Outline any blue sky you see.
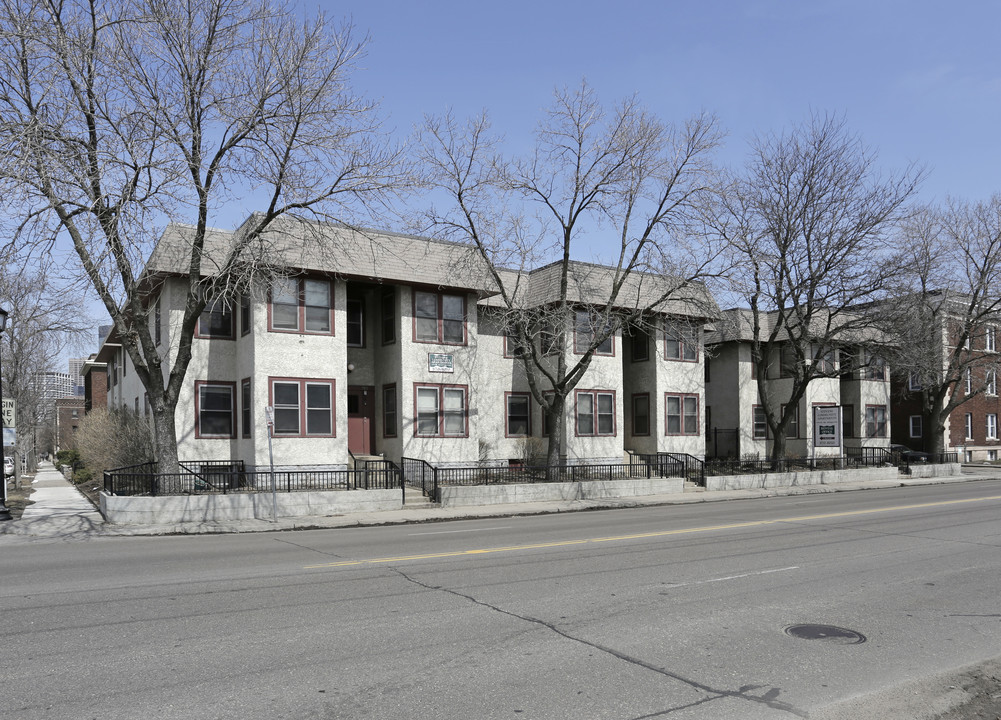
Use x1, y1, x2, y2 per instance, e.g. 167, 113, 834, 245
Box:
320, 0, 999, 205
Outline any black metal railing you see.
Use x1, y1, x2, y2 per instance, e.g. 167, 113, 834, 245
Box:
844, 447, 891, 467
893, 450, 959, 474
402, 457, 439, 501
403, 460, 682, 491
631, 453, 706, 486
104, 461, 402, 497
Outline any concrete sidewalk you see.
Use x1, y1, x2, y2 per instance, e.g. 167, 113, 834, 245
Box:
1, 461, 996, 539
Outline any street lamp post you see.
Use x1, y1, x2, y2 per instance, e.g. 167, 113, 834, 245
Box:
0, 305, 12, 521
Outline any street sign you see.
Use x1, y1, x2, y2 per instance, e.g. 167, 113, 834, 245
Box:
2, 426, 13, 448
1, 398, 14, 429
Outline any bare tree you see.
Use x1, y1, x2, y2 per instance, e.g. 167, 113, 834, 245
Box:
716, 115, 920, 462
883, 198, 1001, 455
418, 82, 727, 469
0, 0, 403, 472
0, 262, 90, 479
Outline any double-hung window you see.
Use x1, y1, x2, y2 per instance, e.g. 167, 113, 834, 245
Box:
865, 405, 887, 438
666, 394, 699, 435
414, 291, 465, 344
383, 385, 397, 437
632, 394, 650, 436
196, 381, 235, 438
241, 379, 252, 438
346, 299, 364, 346
988, 413, 998, 440
988, 370, 997, 396
988, 327, 997, 352
665, 325, 698, 361
506, 393, 531, 437
415, 384, 467, 437
270, 278, 332, 334
576, 390, 615, 436
909, 415, 922, 439
752, 406, 767, 439
782, 404, 800, 439
864, 352, 887, 381
574, 311, 614, 355
965, 412, 974, 439
198, 298, 235, 339
270, 378, 335, 437
629, 325, 650, 362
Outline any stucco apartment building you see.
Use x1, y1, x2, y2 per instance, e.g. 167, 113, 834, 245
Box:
705, 309, 893, 459
96, 218, 715, 471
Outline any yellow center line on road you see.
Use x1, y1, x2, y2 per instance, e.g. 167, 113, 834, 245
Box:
303, 493, 1001, 570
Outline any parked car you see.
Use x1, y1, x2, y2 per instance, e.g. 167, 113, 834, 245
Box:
3, 456, 13, 478
889, 444, 931, 463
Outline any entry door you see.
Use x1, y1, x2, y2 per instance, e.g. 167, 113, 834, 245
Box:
347, 385, 375, 455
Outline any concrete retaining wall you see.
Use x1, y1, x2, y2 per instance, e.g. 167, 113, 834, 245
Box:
100, 489, 402, 525
906, 463, 963, 478
705, 466, 900, 492
438, 477, 684, 508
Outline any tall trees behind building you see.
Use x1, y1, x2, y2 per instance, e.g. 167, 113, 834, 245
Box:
0, 0, 405, 472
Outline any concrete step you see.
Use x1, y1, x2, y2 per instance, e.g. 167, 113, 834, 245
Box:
684, 480, 706, 492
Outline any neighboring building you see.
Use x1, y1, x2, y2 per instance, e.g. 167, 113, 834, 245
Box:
97, 218, 716, 471
705, 309, 892, 459
54, 397, 85, 452
888, 299, 1001, 461
81, 354, 108, 414
68, 357, 86, 396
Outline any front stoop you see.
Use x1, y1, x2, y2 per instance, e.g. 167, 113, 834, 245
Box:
403, 486, 438, 509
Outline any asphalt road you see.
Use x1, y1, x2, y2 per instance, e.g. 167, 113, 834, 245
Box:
3, 480, 1001, 719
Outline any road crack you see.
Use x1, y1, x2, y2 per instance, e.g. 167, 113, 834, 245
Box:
389, 567, 808, 718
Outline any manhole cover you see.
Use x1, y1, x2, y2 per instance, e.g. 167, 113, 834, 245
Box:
784, 624, 866, 644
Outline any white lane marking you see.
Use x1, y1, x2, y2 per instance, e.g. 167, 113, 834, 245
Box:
668, 566, 800, 588
408, 526, 514, 536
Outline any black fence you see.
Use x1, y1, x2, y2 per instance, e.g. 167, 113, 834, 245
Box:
402, 456, 688, 499
631, 453, 705, 486
104, 460, 402, 497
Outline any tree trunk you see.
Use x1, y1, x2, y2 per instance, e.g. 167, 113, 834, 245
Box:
769, 432, 787, 469
545, 394, 567, 481
150, 403, 181, 475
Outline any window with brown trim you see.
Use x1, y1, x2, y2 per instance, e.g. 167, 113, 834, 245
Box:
574, 311, 614, 356
415, 384, 468, 437
241, 378, 252, 438
576, 389, 615, 436
632, 393, 650, 436
197, 298, 235, 339
665, 325, 698, 362
270, 278, 333, 334
414, 291, 466, 345
195, 381, 236, 439
269, 378, 335, 437
665, 394, 699, 435
383, 384, 397, 437
505, 393, 531, 437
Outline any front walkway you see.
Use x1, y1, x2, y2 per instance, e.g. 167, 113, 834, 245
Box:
1, 462, 997, 539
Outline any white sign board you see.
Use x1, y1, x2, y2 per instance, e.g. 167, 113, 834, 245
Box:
2, 426, 13, 448
1, 397, 14, 429
813, 405, 842, 447
428, 353, 454, 373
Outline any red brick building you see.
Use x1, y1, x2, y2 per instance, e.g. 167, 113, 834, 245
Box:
54, 397, 85, 452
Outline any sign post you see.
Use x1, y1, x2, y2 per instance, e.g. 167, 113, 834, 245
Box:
264, 406, 278, 523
